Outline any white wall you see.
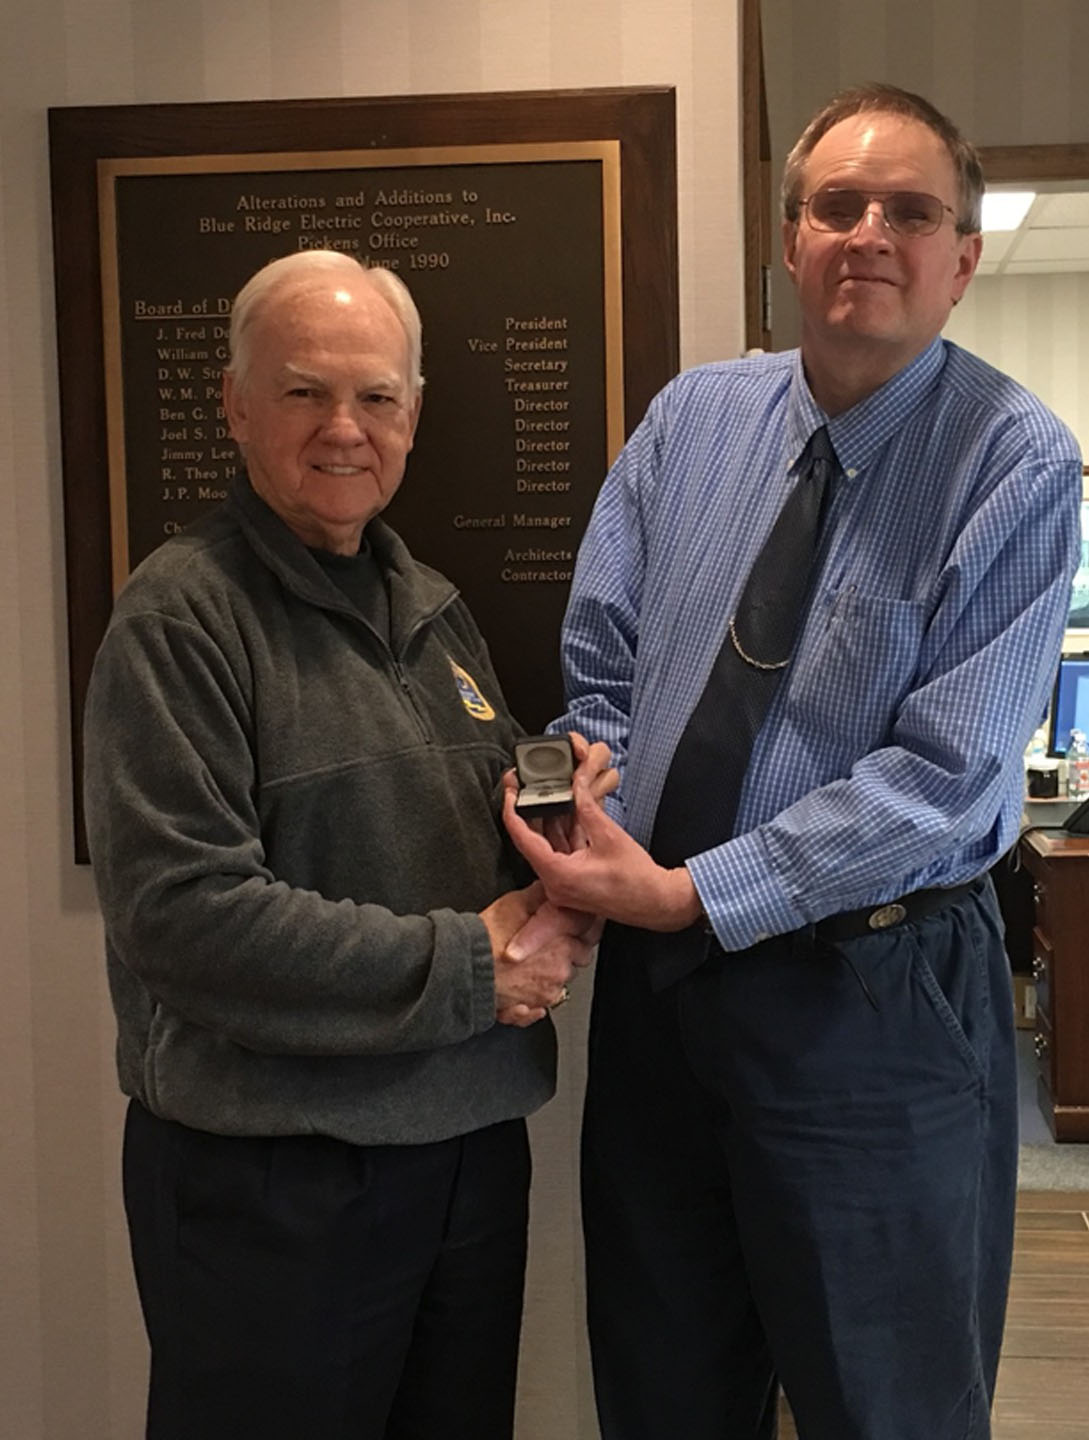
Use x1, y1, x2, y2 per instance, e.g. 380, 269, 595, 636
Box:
944, 272, 1089, 459
0, 4, 742, 1437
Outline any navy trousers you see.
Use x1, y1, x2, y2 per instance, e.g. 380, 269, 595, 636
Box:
123, 1103, 531, 1440
582, 880, 1017, 1440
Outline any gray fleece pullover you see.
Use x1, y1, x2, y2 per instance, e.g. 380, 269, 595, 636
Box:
84, 477, 555, 1144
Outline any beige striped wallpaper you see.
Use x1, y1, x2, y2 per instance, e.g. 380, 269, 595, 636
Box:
6, 3, 1089, 1437
1, 4, 739, 1438
945, 273, 1089, 458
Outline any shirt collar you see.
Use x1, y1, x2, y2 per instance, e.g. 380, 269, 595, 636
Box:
785, 338, 947, 481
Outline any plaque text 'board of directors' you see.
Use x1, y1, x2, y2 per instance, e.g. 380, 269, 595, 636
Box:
50, 90, 679, 859
98, 144, 621, 737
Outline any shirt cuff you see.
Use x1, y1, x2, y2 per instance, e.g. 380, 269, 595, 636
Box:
686, 828, 804, 952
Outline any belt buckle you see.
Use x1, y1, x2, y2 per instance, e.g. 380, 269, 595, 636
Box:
867, 902, 907, 931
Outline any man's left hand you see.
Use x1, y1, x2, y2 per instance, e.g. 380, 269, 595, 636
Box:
503, 771, 703, 936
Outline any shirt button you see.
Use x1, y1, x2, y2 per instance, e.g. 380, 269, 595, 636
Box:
845, 467, 858, 479
753, 931, 770, 943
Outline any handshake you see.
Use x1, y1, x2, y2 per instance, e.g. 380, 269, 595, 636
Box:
484, 881, 602, 1026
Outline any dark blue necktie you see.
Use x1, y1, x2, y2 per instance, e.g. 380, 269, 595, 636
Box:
644, 426, 838, 987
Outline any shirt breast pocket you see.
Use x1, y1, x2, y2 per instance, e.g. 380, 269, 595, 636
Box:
787, 586, 927, 749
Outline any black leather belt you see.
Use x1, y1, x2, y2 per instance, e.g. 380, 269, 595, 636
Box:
813, 880, 981, 943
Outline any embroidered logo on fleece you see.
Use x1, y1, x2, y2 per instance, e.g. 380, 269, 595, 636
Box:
449, 659, 496, 721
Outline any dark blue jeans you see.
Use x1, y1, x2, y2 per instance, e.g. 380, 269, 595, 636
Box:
582, 881, 1016, 1440
123, 1105, 531, 1440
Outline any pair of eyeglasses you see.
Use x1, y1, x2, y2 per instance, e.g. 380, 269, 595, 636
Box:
799, 188, 956, 238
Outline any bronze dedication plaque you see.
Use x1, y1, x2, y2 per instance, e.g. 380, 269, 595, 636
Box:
98, 144, 621, 734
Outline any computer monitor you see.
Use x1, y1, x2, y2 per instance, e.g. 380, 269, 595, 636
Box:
1047, 653, 1089, 756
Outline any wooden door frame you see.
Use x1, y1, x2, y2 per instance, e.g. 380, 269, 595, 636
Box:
741, 0, 772, 350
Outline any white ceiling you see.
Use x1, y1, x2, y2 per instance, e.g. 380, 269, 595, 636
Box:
978, 185, 1089, 276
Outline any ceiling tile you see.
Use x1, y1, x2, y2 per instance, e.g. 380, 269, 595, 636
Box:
1009, 226, 1089, 262
1003, 258, 1089, 274
1030, 193, 1089, 228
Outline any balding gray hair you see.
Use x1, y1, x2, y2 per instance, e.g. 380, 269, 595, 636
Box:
225, 250, 424, 395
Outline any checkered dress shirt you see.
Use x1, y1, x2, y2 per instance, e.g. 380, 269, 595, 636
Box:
554, 339, 1082, 951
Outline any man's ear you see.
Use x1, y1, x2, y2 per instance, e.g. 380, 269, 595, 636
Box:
222, 370, 248, 446
782, 218, 800, 283
951, 231, 983, 305
406, 390, 423, 449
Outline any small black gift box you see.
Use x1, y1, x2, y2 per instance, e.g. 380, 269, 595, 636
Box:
513, 735, 574, 819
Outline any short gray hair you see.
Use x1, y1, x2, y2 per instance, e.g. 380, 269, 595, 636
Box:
226, 250, 424, 394
781, 83, 984, 235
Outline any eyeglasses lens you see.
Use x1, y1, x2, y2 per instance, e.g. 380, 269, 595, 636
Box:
806, 190, 943, 236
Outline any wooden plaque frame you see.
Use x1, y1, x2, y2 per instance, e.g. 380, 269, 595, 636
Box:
49, 88, 679, 861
